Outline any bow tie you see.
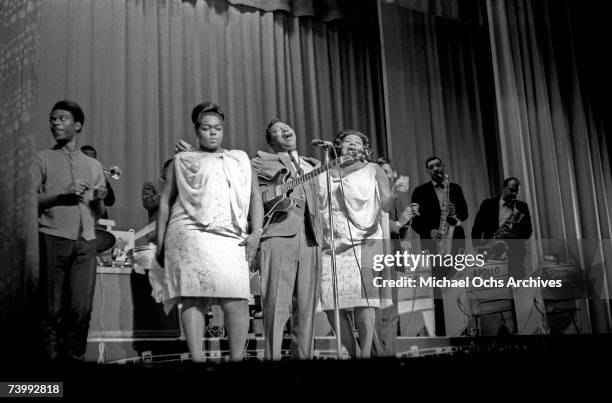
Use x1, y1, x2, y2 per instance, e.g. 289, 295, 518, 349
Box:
434, 183, 444, 189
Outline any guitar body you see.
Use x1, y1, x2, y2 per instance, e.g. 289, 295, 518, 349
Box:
259, 169, 296, 231
257, 154, 360, 233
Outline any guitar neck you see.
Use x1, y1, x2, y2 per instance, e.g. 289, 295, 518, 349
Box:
278, 157, 348, 194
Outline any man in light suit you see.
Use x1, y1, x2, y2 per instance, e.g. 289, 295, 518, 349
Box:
251, 118, 322, 360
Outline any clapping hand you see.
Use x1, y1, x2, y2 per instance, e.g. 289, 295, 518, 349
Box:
62, 179, 90, 203
392, 175, 410, 195
398, 202, 419, 227
65, 179, 90, 196
430, 229, 443, 240
93, 186, 107, 201
174, 139, 193, 153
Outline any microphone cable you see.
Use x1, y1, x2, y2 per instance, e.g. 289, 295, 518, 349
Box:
332, 146, 387, 356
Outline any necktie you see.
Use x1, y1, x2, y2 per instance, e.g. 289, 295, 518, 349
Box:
290, 153, 304, 176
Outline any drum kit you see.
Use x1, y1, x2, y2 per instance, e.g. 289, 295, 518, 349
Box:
94, 165, 159, 272
96, 223, 159, 272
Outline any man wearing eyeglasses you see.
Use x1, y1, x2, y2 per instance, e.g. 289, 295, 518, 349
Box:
410, 156, 468, 336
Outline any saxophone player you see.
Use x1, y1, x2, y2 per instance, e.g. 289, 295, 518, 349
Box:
411, 156, 468, 336
472, 177, 532, 276
411, 156, 469, 254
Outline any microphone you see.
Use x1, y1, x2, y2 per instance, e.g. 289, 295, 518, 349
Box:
311, 139, 334, 148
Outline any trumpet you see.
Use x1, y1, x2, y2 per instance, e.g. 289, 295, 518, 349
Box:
103, 165, 121, 180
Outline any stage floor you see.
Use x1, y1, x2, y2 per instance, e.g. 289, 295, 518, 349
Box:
5, 334, 612, 399
84, 334, 607, 363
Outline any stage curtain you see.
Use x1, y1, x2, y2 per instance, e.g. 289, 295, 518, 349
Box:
487, 0, 612, 331
384, 0, 485, 25
379, 1, 499, 244
34, 0, 385, 232
226, 0, 357, 22
0, 0, 41, 358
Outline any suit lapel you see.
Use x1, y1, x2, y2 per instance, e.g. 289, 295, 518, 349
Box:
277, 152, 295, 176
427, 182, 441, 217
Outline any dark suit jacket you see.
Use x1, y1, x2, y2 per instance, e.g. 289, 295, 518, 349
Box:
142, 180, 162, 223
411, 181, 469, 240
141, 180, 163, 243
471, 197, 532, 245
251, 151, 322, 245
100, 179, 115, 219
389, 192, 411, 239
104, 179, 115, 207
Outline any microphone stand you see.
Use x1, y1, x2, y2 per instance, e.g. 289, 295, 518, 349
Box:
322, 144, 343, 359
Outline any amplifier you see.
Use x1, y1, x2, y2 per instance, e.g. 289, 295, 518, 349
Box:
88, 267, 180, 338
540, 263, 591, 334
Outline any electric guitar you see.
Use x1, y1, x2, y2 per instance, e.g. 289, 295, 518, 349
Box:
260, 154, 363, 232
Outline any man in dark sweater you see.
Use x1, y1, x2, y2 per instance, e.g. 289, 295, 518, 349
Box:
34, 100, 107, 362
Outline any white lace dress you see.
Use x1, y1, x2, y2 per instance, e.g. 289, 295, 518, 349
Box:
155, 150, 252, 303
319, 163, 387, 310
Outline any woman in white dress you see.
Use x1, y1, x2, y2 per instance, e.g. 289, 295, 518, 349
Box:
155, 102, 264, 362
319, 130, 411, 358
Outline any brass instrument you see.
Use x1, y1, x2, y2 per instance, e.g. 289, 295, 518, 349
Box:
103, 165, 121, 180
481, 201, 525, 260
436, 174, 458, 254
492, 201, 524, 240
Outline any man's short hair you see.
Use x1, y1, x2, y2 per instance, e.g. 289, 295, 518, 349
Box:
161, 158, 174, 180
375, 156, 391, 166
51, 100, 84, 128
265, 118, 284, 146
425, 156, 442, 168
80, 145, 96, 154
162, 158, 174, 170
503, 177, 520, 187
191, 102, 224, 127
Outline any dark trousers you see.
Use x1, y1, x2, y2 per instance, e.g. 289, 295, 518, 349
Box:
39, 233, 97, 361
421, 238, 466, 336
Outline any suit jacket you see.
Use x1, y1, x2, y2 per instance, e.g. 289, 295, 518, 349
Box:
142, 180, 163, 223
389, 191, 411, 239
100, 179, 115, 219
142, 180, 163, 243
411, 181, 468, 240
104, 179, 115, 207
471, 197, 532, 245
251, 151, 322, 245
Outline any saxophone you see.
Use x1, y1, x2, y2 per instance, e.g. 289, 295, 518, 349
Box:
436, 174, 457, 254
481, 201, 525, 260
492, 201, 524, 239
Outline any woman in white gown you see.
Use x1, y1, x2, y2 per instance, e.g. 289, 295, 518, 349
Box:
319, 130, 411, 358
155, 102, 263, 362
